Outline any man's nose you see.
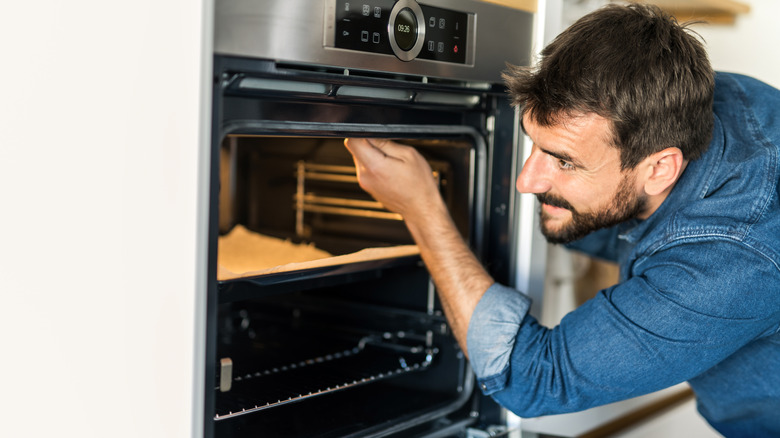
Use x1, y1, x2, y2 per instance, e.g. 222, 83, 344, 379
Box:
516, 146, 552, 194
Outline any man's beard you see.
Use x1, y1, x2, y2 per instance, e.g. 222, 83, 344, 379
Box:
536, 174, 647, 244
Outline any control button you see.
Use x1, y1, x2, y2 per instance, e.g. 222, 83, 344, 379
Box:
429, 16, 436, 27
394, 7, 418, 51
437, 42, 444, 53
362, 4, 370, 16
361, 30, 369, 42
345, 2, 350, 12
439, 18, 446, 29
374, 6, 381, 18
427, 40, 434, 51
373, 32, 380, 43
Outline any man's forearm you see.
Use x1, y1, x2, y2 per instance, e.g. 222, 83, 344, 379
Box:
342, 137, 493, 356
404, 197, 494, 358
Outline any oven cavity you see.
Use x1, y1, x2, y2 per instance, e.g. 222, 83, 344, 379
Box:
217, 135, 472, 281
211, 133, 478, 435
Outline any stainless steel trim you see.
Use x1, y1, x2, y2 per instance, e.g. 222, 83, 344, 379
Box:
323, 0, 338, 49
514, 128, 547, 319
215, 0, 534, 84
387, 0, 426, 62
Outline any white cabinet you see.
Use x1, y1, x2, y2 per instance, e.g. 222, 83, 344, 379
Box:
0, 2, 213, 437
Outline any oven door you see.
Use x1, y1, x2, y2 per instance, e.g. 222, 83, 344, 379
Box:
205, 56, 520, 437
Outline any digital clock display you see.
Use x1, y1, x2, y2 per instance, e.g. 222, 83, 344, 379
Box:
393, 8, 417, 50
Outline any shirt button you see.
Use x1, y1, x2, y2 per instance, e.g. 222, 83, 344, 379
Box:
481, 384, 488, 390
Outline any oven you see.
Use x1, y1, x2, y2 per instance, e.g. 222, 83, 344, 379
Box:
205, 0, 535, 436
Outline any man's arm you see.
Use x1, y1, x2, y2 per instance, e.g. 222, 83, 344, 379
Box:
344, 138, 493, 356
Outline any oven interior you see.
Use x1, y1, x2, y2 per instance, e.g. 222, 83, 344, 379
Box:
212, 135, 484, 436
218, 136, 473, 257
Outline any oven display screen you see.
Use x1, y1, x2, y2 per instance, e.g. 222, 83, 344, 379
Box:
334, 0, 469, 64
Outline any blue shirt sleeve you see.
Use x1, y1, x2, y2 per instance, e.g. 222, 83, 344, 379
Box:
466, 238, 780, 418
466, 283, 532, 393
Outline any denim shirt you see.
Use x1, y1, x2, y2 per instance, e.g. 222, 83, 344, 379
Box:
466, 73, 780, 436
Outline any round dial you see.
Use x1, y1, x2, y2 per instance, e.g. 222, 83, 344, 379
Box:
388, 0, 425, 61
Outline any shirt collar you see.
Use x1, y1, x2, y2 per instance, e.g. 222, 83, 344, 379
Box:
617, 114, 725, 244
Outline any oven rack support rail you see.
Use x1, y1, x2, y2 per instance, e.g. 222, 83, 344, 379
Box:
214, 332, 437, 420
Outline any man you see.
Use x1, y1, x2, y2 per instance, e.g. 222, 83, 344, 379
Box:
344, 4, 780, 437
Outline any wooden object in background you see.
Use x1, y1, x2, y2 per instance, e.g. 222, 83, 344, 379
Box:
628, 0, 751, 25
479, 0, 537, 13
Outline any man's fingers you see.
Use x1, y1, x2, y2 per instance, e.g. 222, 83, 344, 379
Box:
344, 138, 380, 161
365, 138, 405, 160
345, 138, 405, 163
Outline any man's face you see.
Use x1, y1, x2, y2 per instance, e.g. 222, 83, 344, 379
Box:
517, 112, 648, 244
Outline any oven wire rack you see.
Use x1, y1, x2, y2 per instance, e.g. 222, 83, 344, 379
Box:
214, 332, 437, 420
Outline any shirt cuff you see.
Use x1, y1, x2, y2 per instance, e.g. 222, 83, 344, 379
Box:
466, 283, 531, 395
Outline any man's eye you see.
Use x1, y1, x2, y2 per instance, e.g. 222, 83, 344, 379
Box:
558, 159, 574, 170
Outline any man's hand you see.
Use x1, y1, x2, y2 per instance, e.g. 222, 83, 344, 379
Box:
343, 138, 442, 221
344, 138, 494, 357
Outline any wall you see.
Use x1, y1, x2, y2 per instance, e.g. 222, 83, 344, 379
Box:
543, 0, 780, 89
692, 0, 780, 89
0, 1, 212, 437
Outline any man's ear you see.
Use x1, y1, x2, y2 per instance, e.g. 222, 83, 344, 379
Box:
641, 147, 686, 196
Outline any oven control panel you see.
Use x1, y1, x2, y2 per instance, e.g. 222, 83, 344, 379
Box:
334, 0, 469, 64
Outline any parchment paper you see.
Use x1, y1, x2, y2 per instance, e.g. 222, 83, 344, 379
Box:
217, 225, 419, 280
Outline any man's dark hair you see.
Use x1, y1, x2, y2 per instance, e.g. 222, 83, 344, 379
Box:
504, 3, 715, 169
